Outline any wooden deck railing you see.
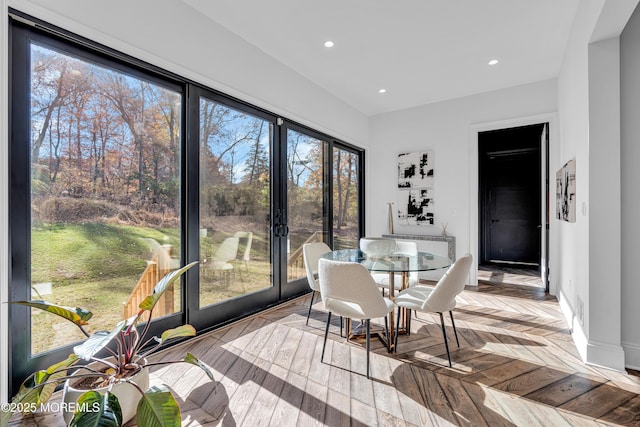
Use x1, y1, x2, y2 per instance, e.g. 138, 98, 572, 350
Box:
123, 255, 174, 321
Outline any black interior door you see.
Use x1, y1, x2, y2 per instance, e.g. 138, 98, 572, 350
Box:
480, 125, 543, 266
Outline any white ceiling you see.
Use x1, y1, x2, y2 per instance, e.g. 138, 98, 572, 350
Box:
183, 0, 580, 116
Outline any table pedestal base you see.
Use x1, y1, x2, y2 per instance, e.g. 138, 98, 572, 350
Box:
345, 312, 409, 353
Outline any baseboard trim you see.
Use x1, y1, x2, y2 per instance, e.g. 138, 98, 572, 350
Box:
557, 291, 626, 372
622, 341, 640, 371
585, 339, 626, 372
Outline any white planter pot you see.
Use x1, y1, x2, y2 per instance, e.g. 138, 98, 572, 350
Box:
62, 358, 149, 425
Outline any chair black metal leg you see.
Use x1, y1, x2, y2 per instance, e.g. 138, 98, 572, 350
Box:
439, 312, 452, 367
322, 312, 332, 363
394, 306, 402, 352
340, 316, 344, 337
449, 311, 459, 347
306, 291, 315, 326
406, 308, 411, 336
366, 319, 371, 379
383, 315, 390, 352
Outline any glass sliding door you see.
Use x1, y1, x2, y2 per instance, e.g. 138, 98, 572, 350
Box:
285, 128, 329, 283
198, 95, 273, 307
332, 146, 361, 249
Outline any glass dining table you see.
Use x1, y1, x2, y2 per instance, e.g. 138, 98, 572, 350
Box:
320, 249, 452, 351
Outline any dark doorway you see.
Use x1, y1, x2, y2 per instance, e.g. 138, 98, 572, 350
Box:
479, 124, 546, 270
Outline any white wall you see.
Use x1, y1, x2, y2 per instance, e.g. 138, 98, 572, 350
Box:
621, 2, 640, 370
587, 37, 625, 370
554, 2, 597, 360
368, 0, 637, 373
368, 79, 557, 283
1, 0, 370, 401
555, 0, 636, 371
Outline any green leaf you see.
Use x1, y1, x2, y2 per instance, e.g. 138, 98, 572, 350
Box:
39, 354, 80, 404
136, 385, 181, 427
138, 262, 198, 313
159, 325, 195, 344
183, 353, 214, 381
12, 300, 92, 326
69, 390, 122, 427
139, 261, 198, 312
74, 320, 126, 361
1, 409, 13, 427
2, 355, 79, 427
12, 354, 79, 407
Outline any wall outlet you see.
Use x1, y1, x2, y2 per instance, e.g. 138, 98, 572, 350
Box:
576, 296, 584, 325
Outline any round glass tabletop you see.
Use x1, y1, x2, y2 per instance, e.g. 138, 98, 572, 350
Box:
320, 249, 451, 273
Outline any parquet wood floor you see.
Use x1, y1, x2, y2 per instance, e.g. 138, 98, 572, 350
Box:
478, 264, 544, 289
10, 279, 640, 426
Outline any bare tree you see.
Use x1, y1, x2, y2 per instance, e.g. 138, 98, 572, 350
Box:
31, 52, 88, 164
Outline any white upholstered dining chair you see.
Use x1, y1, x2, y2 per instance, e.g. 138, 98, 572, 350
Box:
232, 231, 253, 273
393, 253, 473, 367
205, 237, 240, 284
318, 258, 394, 378
371, 240, 420, 293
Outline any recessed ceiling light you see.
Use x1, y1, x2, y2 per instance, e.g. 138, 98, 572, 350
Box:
378, 89, 387, 94
488, 59, 499, 66
324, 41, 335, 48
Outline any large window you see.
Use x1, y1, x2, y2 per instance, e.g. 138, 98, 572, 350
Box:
28, 43, 183, 355
8, 12, 364, 395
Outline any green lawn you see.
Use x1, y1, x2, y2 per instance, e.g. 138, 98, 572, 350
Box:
29, 222, 275, 354
28, 222, 354, 354
30, 223, 180, 353
31, 223, 180, 284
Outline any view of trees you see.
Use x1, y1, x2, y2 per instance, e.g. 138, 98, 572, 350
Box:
333, 147, 359, 249
31, 43, 358, 237
27, 42, 360, 349
199, 99, 271, 223
31, 44, 181, 225
29, 44, 185, 353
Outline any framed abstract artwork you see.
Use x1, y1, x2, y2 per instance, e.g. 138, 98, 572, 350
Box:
397, 151, 435, 225
398, 151, 434, 189
556, 159, 576, 223
397, 188, 435, 226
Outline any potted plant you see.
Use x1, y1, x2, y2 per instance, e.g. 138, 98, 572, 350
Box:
1, 261, 213, 427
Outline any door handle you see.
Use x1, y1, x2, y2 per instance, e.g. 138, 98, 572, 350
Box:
491, 219, 500, 223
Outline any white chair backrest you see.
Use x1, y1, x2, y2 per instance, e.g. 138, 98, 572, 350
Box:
234, 231, 253, 261
318, 258, 390, 315
423, 253, 473, 312
393, 241, 419, 283
394, 240, 418, 256
141, 238, 172, 266
213, 237, 240, 263
303, 242, 332, 291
